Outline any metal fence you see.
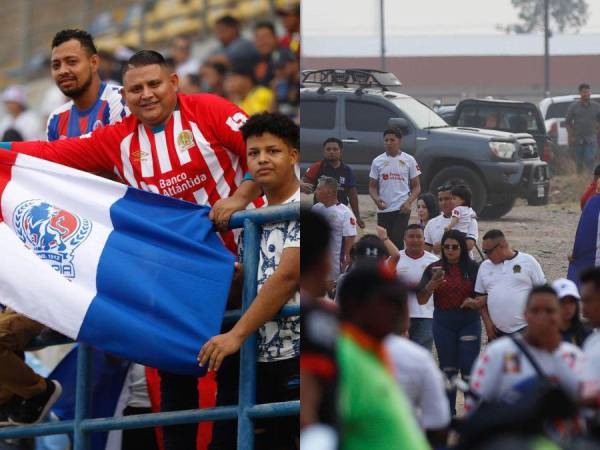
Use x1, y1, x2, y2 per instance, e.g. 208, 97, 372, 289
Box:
0, 202, 300, 450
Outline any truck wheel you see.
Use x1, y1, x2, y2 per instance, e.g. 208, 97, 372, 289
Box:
479, 199, 516, 219
428, 166, 487, 214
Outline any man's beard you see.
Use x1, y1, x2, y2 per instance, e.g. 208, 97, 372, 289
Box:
58, 72, 93, 99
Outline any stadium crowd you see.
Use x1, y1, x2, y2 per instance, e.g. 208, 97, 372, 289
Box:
302, 128, 600, 449
0, 4, 300, 450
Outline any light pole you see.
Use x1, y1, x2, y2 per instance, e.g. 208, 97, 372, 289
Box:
544, 0, 550, 97
380, 0, 386, 71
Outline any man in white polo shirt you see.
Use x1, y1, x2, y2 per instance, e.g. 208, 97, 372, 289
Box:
475, 229, 546, 340
396, 224, 439, 352
369, 128, 421, 250
424, 184, 478, 256
312, 176, 357, 285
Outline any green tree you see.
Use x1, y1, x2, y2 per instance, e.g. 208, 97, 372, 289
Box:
502, 0, 589, 33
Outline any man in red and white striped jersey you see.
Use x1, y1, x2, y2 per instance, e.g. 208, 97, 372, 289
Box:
3, 49, 263, 450
7, 49, 263, 250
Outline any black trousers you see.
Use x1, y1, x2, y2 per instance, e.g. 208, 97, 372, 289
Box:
377, 210, 411, 250
209, 354, 300, 450
121, 406, 160, 450
158, 371, 199, 450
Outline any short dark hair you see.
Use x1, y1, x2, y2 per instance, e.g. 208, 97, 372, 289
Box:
483, 229, 505, 241
240, 112, 299, 149
437, 184, 453, 193
593, 164, 600, 177
526, 284, 558, 309
205, 61, 227, 77
383, 128, 402, 139
338, 261, 406, 318
215, 15, 240, 28
51, 29, 97, 55
405, 223, 423, 232
323, 137, 343, 149
451, 185, 472, 207
255, 21, 276, 35
301, 207, 331, 273
580, 267, 600, 291
123, 50, 170, 76
579, 83, 591, 92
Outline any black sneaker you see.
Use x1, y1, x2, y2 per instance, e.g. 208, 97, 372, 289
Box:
9, 380, 62, 425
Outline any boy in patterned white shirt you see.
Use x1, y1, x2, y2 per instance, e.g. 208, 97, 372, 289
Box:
445, 185, 477, 235
199, 112, 300, 449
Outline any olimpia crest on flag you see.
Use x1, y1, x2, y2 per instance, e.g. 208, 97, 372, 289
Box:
13, 199, 92, 279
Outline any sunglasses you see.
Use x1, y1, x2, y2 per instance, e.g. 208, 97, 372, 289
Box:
483, 243, 501, 255
443, 244, 460, 251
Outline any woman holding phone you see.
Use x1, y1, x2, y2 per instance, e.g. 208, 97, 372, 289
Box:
416, 230, 480, 416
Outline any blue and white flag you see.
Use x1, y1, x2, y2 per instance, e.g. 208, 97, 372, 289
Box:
0, 151, 234, 375
568, 194, 600, 287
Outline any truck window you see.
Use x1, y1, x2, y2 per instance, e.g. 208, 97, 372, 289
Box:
345, 101, 396, 132
301, 99, 336, 129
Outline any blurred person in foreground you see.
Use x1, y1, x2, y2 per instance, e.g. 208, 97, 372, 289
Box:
0, 85, 44, 141
300, 208, 338, 450
578, 268, 600, 439
551, 278, 592, 347
336, 261, 430, 450
199, 113, 300, 450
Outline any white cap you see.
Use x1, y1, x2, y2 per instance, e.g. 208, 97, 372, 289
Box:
1, 85, 27, 106
551, 278, 580, 301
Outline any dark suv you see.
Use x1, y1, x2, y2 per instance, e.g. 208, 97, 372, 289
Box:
300, 69, 550, 218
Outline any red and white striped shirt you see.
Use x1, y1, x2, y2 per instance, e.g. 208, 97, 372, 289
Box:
12, 93, 261, 250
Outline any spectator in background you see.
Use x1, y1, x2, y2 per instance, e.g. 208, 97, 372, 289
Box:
254, 21, 293, 87
566, 83, 600, 174
302, 137, 364, 228
476, 229, 546, 341
169, 36, 199, 79
97, 49, 121, 85
416, 230, 480, 416
199, 61, 226, 97
275, 3, 300, 57
369, 128, 421, 250
416, 192, 439, 229
178, 73, 202, 94
397, 224, 438, 352
0, 85, 44, 141
552, 278, 592, 347
336, 262, 430, 450
312, 177, 357, 289
270, 48, 299, 120
580, 163, 600, 210
210, 15, 259, 72
224, 65, 274, 115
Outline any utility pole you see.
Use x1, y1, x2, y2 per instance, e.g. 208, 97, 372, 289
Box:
380, 0, 386, 71
544, 0, 550, 97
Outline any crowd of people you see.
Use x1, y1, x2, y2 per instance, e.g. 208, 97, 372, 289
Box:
0, 6, 301, 449
302, 126, 600, 449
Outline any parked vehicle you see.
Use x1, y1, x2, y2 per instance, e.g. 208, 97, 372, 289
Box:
300, 69, 550, 219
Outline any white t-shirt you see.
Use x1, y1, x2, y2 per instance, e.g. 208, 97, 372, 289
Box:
475, 251, 546, 333
466, 337, 582, 414
312, 202, 357, 280
369, 152, 420, 213
384, 334, 451, 430
424, 214, 478, 252
240, 189, 300, 362
396, 250, 439, 319
451, 206, 477, 235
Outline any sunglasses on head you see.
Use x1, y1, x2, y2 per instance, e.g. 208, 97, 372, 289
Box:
443, 244, 460, 251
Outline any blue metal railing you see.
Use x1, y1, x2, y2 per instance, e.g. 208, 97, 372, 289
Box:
0, 203, 300, 450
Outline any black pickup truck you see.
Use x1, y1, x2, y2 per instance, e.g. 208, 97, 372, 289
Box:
300, 69, 550, 218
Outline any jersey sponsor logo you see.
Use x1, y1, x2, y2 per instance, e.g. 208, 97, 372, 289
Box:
502, 352, 521, 373
176, 130, 195, 152
350, 217, 356, 226
131, 149, 150, 162
225, 112, 247, 132
513, 264, 522, 274
158, 171, 208, 197
381, 172, 404, 182
13, 200, 92, 279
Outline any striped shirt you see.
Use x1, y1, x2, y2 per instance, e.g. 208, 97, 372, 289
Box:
46, 82, 128, 141
13, 93, 261, 250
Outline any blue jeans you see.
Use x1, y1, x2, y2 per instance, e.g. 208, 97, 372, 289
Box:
409, 318, 433, 352
575, 140, 598, 174
433, 308, 481, 416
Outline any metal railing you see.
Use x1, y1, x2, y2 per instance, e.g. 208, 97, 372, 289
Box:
0, 202, 300, 450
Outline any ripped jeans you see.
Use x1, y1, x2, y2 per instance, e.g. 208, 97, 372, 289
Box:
433, 308, 481, 415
